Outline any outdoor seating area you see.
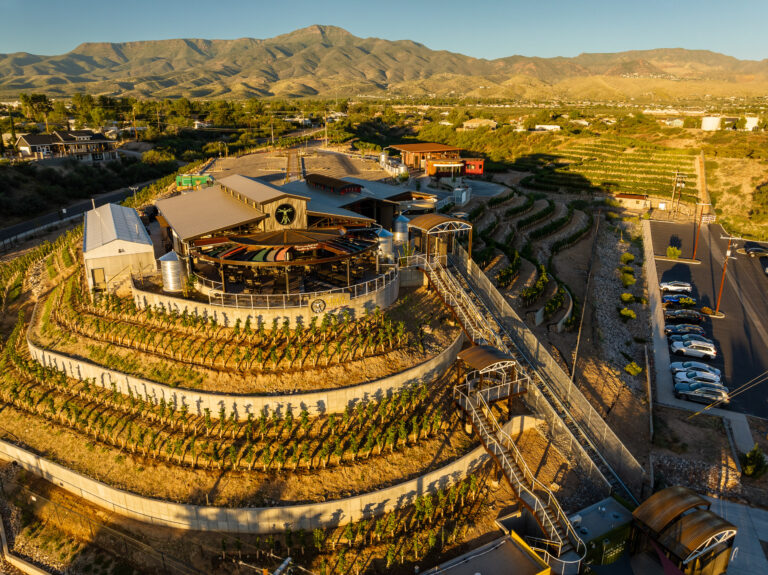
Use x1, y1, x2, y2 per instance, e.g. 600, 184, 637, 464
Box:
189, 229, 381, 296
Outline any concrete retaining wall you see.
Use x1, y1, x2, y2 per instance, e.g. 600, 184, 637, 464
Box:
28, 332, 464, 418
0, 415, 541, 533
131, 272, 400, 328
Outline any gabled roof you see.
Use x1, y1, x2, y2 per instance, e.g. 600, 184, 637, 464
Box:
156, 186, 266, 242
218, 174, 307, 205
83, 203, 152, 253
16, 133, 57, 146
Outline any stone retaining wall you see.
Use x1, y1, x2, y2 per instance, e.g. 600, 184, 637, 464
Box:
131, 271, 400, 328
27, 332, 464, 418
0, 415, 542, 534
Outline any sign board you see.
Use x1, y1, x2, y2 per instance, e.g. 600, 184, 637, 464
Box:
309, 292, 351, 314
658, 202, 667, 211
701, 214, 717, 224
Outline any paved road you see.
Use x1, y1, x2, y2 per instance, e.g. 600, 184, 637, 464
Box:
649, 221, 768, 418
0, 181, 154, 243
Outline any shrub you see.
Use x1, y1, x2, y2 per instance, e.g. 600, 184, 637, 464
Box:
741, 444, 768, 479
621, 272, 636, 288
701, 306, 714, 315
625, 362, 643, 376
619, 265, 634, 274
620, 293, 635, 304
679, 297, 696, 308
666, 245, 682, 259
620, 252, 635, 265
620, 307, 636, 321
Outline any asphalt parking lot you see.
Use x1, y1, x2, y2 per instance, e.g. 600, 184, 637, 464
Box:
649, 221, 768, 418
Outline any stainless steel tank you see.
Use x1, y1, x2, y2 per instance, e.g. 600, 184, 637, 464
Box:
392, 214, 409, 244
376, 227, 394, 262
159, 251, 185, 293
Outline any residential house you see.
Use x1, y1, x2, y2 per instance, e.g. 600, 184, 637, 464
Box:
16, 129, 119, 161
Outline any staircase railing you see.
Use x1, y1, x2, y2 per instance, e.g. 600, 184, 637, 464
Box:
476, 392, 585, 560
453, 386, 565, 555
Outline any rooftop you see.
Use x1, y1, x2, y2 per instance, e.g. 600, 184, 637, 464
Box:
427, 535, 549, 575
83, 203, 152, 253
388, 142, 462, 153
156, 186, 266, 241
218, 174, 303, 205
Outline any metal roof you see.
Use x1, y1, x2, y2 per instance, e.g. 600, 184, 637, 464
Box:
633, 486, 709, 535
83, 203, 152, 253
458, 345, 516, 372
407, 213, 472, 234
217, 174, 304, 205
306, 173, 362, 194
388, 143, 462, 153
658, 509, 737, 562
156, 186, 266, 242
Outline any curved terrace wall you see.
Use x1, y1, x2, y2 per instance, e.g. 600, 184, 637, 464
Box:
27, 332, 464, 418
131, 270, 400, 328
0, 416, 541, 534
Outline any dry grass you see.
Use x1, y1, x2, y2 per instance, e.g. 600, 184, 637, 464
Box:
0, 400, 477, 507
706, 157, 768, 241
32, 286, 460, 394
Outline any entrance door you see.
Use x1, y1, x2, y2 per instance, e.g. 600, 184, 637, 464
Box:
92, 268, 106, 290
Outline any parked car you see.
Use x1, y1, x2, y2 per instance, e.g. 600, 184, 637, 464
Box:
745, 245, 768, 258
670, 340, 717, 359
674, 371, 723, 386
662, 294, 697, 306
669, 361, 721, 377
664, 324, 705, 336
674, 383, 730, 405
669, 333, 714, 346
664, 309, 704, 324
660, 281, 692, 293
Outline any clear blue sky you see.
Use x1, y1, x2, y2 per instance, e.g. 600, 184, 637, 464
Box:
3, 0, 766, 60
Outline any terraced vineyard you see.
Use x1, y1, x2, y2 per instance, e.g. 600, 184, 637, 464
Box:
521, 138, 700, 203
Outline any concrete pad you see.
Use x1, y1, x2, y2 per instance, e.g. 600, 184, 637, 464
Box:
705, 498, 768, 575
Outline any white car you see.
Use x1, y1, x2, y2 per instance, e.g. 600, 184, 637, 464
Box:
669, 361, 721, 377
670, 340, 717, 359
674, 371, 723, 386
660, 281, 692, 293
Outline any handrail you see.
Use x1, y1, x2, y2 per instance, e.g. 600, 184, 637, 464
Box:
188, 266, 398, 310
453, 386, 564, 555
473, 391, 585, 562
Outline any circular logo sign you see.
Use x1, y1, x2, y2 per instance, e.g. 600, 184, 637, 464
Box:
275, 203, 296, 226
311, 299, 326, 314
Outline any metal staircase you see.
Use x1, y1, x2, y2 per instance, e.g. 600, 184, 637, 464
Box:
454, 384, 585, 573
446, 257, 639, 506
403, 253, 585, 573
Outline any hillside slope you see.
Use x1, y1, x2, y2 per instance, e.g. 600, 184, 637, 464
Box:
1, 25, 767, 99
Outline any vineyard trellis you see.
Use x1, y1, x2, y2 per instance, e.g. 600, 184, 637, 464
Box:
4, 313, 453, 475
39, 273, 412, 376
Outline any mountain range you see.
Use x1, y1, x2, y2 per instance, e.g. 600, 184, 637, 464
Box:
1, 25, 766, 100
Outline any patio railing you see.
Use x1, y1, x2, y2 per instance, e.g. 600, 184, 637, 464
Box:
206, 266, 398, 310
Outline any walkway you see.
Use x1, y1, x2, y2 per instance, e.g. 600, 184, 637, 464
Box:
706, 498, 768, 575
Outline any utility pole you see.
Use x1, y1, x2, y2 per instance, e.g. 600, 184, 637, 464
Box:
671, 171, 685, 219
715, 234, 741, 315
324, 108, 328, 149
692, 202, 712, 261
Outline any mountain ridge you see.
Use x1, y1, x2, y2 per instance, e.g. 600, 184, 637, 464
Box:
0, 25, 766, 99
